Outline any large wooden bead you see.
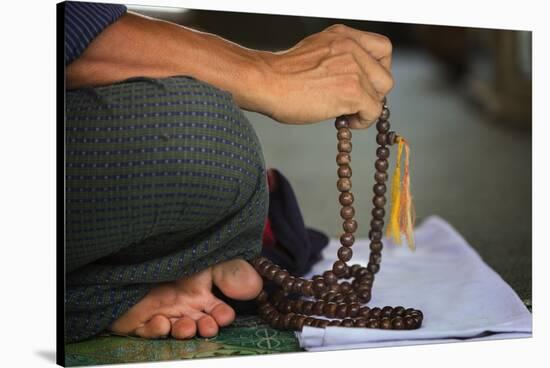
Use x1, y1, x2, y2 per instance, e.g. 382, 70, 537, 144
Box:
380, 107, 390, 121
338, 165, 352, 178
376, 133, 387, 146
339, 192, 354, 206
342, 319, 354, 327
376, 147, 390, 159
382, 306, 393, 317
312, 301, 325, 315
343, 219, 358, 233
302, 301, 314, 315
369, 231, 382, 242
340, 206, 355, 219
266, 265, 279, 280
367, 263, 380, 274
339, 281, 352, 294
370, 253, 382, 265
358, 290, 371, 303
293, 315, 306, 331
363, 271, 376, 282
313, 278, 326, 293
317, 319, 329, 328
343, 266, 351, 279
337, 178, 352, 192
301, 280, 314, 296
373, 183, 386, 196
359, 307, 371, 318
367, 319, 380, 328
336, 303, 348, 318
348, 303, 361, 317
270, 314, 281, 327
376, 119, 390, 133
357, 281, 372, 292
328, 320, 341, 326
280, 300, 293, 313
337, 128, 352, 140
295, 315, 306, 330
252, 256, 269, 269
355, 318, 367, 328
337, 246, 352, 262
408, 317, 419, 329
293, 299, 304, 313
380, 317, 392, 329
274, 270, 289, 284
375, 159, 389, 172
323, 270, 338, 285
392, 306, 406, 317
374, 171, 388, 183
282, 313, 295, 329
340, 232, 355, 246
259, 303, 273, 316
370, 218, 384, 231
332, 260, 348, 276
258, 260, 272, 275
373, 195, 386, 208
289, 315, 300, 329
335, 117, 349, 129
392, 316, 405, 330
370, 241, 383, 252
344, 293, 358, 304
371, 207, 385, 219
324, 302, 338, 318
370, 307, 382, 319
292, 278, 305, 294
336, 152, 351, 165
338, 140, 352, 153
356, 267, 369, 279
350, 264, 361, 276
282, 277, 295, 292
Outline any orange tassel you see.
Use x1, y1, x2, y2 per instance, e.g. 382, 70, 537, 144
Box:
385, 136, 416, 250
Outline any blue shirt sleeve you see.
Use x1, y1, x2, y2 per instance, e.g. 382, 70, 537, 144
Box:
64, 1, 127, 65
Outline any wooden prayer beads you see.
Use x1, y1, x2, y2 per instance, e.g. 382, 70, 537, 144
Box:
251, 101, 423, 331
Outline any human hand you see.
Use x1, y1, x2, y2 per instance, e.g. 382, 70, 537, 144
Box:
258, 24, 393, 129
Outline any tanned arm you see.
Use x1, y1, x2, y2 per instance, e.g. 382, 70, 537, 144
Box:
67, 12, 394, 128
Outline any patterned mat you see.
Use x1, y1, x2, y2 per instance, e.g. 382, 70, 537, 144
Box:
65, 315, 304, 366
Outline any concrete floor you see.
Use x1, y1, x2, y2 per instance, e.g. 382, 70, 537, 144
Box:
245, 49, 532, 304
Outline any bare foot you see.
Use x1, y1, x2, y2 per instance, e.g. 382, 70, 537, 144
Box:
107, 258, 263, 339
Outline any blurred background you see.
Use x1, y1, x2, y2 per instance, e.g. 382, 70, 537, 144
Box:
128, 5, 532, 307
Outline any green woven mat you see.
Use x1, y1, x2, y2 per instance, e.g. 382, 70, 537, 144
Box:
65, 315, 304, 366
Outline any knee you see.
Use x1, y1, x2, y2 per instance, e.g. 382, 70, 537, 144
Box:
158, 76, 267, 210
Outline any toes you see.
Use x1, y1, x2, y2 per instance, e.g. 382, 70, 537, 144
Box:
212, 259, 263, 300
170, 316, 197, 339
197, 315, 219, 338
207, 302, 236, 327
134, 315, 171, 339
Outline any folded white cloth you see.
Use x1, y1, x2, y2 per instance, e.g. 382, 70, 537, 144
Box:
297, 215, 532, 351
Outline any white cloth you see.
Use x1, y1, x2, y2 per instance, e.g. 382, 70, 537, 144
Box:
296, 216, 532, 351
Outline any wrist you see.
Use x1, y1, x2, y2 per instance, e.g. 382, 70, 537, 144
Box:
232, 50, 281, 119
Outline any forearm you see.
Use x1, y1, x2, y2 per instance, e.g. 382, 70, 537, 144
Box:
66, 11, 274, 113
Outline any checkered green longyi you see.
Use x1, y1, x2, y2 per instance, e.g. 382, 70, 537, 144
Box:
65, 76, 268, 343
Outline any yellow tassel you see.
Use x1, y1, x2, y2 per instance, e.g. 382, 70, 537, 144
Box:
386, 138, 404, 244
385, 137, 416, 250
